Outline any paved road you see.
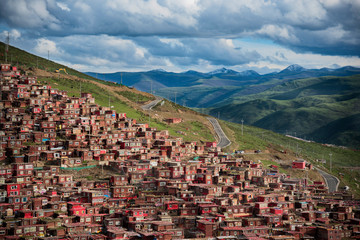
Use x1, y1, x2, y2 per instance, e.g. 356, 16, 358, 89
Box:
141, 96, 163, 110
207, 117, 231, 148
316, 167, 339, 193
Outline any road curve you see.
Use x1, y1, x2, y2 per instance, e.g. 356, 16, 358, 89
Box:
316, 167, 340, 193
207, 117, 231, 148
141, 96, 163, 111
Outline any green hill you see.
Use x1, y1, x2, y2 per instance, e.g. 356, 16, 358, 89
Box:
210, 75, 360, 148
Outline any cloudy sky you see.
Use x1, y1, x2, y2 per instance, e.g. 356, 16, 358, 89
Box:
0, 0, 360, 73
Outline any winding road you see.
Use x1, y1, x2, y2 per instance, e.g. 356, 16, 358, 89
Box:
141, 96, 163, 110
316, 167, 340, 193
141, 99, 231, 148
207, 117, 231, 148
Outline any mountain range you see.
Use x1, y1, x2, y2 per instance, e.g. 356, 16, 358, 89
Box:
86, 64, 360, 107
86, 65, 360, 148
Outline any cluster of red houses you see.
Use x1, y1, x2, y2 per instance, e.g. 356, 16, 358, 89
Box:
0, 63, 359, 240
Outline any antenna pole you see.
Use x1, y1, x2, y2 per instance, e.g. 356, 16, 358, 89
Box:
5, 31, 9, 63
241, 119, 244, 136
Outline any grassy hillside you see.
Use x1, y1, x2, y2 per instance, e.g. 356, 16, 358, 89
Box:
210, 75, 360, 148
0, 42, 217, 142
222, 121, 360, 197
36, 74, 215, 143
0, 42, 94, 80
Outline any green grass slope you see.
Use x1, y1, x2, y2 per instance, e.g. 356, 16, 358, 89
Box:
0, 42, 215, 143
0, 42, 94, 80
223, 121, 360, 197
210, 75, 360, 148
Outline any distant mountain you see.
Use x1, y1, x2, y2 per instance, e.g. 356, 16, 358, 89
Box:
85, 65, 360, 148
209, 75, 360, 148
148, 68, 167, 73
207, 67, 238, 75
237, 70, 260, 77
279, 64, 306, 73
85, 64, 360, 108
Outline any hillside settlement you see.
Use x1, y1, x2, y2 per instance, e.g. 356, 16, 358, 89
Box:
0, 63, 359, 240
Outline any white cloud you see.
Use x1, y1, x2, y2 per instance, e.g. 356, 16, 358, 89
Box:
56, 2, 70, 11
0, 29, 21, 40
0, 0, 60, 29
234, 38, 360, 72
34, 38, 62, 57
256, 25, 299, 43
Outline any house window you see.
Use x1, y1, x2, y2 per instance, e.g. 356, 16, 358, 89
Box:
10, 185, 17, 190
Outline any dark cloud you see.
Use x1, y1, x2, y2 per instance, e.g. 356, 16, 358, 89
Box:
0, 0, 359, 71
133, 37, 261, 66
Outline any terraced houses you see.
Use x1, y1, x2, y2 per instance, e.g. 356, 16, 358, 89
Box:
0, 63, 359, 240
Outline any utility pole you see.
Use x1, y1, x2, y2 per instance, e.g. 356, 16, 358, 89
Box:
241, 119, 244, 136
48, 50, 49, 60
108, 95, 111, 108
296, 143, 299, 156
174, 92, 177, 104
121, 73, 123, 85
5, 31, 9, 63
329, 153, 333, 172
79, 82, 82, 97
